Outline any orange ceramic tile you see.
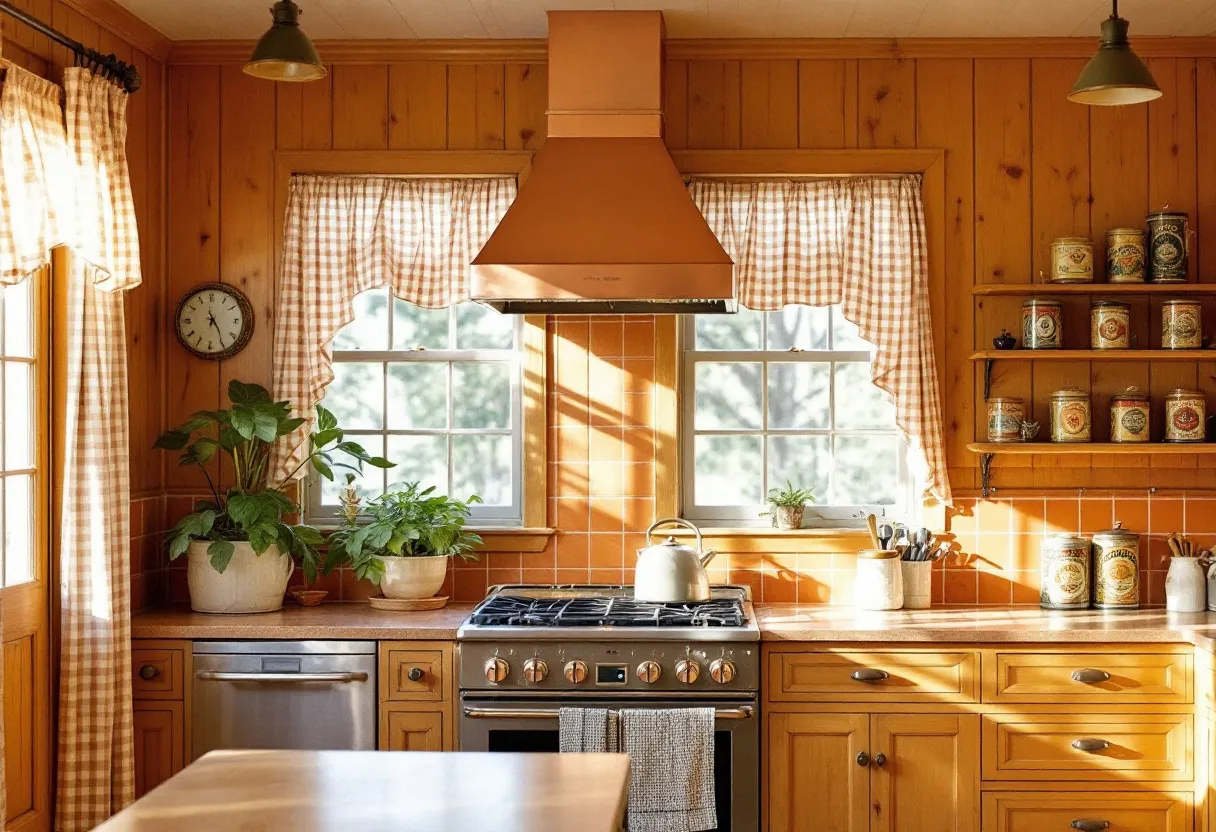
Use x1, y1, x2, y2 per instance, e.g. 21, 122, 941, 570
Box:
1011, 571, 1040, 604
589, 498, 625, 532
1145, 570, 1166, 606
828, 573, 854, 606
973, 535, 1013, 571
130, 573, 147, 611
1149, 498, 1185, 536
1185, 499, 1216, 533
1010, 534, 1042, 571
622, 320, 655, 358
167, 496, 196, 527
762, 573, 797, 604
976, 500, 1014, 533
623, 498, 656, 533
977, 569, 1013, 604
341, 569, 381, 603
624, 391, 654, 428
944, 499, 979, 535
555, 342, 590, 397
622, 358, 655, 393
621, 463, 655, 497
129, 500, 145, 541
437, 571, 455, 599
1113, 497, 1150, 533
588, 360, 625, 428
589, 320, 624, 358
797, 575, 833, 604
943, 570, 978, 604
521, 568, 556, 584
589, 427, 625, 462
143, 536, 165, 573
1009, 499, 1045, 535
729, 568, 762, 600
554, 392, 589, 426
556, 498, 589, 530
1044, 498, 1080, 534
555, 462, 589, 497
555, 319, 590, 351
556, 533, 590, 568
624, 534, 647, 561
588, 462, 624, 497
556, 568, 591, 585
1080, 498, 1114, 533
589, 533, 624, 568
487, 567, 522, 587
622, 427, 656, 463
1146, 536, 1173, 570
591, 568, 624, 585
554, 426, 590, 463
931, 572, 945, 605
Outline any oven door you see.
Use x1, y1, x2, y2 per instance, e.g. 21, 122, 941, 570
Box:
460, 697, 758, 832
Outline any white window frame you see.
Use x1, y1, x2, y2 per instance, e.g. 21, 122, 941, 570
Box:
680, 309, 914, 528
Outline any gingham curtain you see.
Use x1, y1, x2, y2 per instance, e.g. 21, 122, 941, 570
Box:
689, 176, 952, 506
270, 175, 516, 484
55, 68, 141, 831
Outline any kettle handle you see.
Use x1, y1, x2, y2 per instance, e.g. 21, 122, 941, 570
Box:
645, 518, 703, 550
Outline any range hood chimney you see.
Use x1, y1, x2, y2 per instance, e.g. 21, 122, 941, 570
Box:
470, 11, 736, 315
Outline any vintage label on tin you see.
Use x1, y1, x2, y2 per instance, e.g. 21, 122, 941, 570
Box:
1111, 404, 1149, 442
1051, 239, 1094, 283
1091, 306, 1130, 349
1149, 215, 1189, 282
1053, 399, 1092, 442
1040, 543, 1090, 608
1106, 231, 1147, 283
987, 399, 1025, 443
1023, 304, 1062, 349
1094, 547, 1140, 607
1162, 303, 1201, 349
1166, 396, 1205, 442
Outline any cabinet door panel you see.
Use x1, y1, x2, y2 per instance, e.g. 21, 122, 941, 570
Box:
134, 702, 184, 798
767, 713, 869, 832
382, 710, 445, 752
872, 713, 979, 832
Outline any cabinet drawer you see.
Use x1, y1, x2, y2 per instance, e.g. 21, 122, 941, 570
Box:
981, 713, 1193, 782
132, 646, 185, 700
983, 650, 1192, 704
380, 643, 451, 703
767, 650, 979, 703
981, 792, 1191, 832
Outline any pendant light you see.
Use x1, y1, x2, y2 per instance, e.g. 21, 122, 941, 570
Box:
1068, 0, 1161, 106
244, 1, 326, 83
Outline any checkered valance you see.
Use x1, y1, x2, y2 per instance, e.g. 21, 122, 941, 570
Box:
689, 176, 952, 506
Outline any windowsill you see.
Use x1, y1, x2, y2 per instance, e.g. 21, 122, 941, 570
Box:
665, 526, 871, 554
307, 525, 556, 553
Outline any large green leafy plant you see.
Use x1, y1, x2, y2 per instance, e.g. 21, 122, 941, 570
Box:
155, 380, 392, 579
328, 481, 482, 584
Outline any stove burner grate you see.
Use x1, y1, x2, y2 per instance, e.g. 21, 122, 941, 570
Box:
467, 595, 746, 628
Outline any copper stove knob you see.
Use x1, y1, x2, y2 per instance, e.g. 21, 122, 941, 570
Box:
564, 660, 588, 684
522, 658, 548, 684
709, 659, 736, 685
484, 657, 510, 684
675, 659, 700, 685
636, 660, 661, 684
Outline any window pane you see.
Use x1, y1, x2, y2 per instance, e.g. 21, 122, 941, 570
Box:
694, 435, 762, 505
393, 300, 449, 350
332, 287, 388, 351
833, 362, 895, 429
766, 306, 828, 351
831, 306, 872, 352
326, 362, 384, 430
4, 277, 32, 358
767, 362, 829, 429
455, 302, 514, 350
694, 362, 762, 429
320, 434, 385, 506
5, 362, 32, 470
452, 363, 511, 429
834, 436, 901, 505
386, 363, 447, 429
452, 434, 512, 505
5, 474, 30, 585
767, 435, 830, 503
387, 434, 448, 497
695, 307, 763, 350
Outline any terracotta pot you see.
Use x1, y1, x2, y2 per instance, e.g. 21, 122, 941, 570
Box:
771, 505, 805, 530
380, 555, 449, 600
187, 541, 293, 614
291, 588, 329, 607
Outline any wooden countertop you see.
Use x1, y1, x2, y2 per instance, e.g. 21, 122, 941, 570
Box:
131, 603, 474, 640
95, 750, 630, 832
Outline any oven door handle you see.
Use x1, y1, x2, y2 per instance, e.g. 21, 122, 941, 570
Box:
462, 705, 755, 720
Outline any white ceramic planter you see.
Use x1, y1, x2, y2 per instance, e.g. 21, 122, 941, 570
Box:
187, 541, 293, 614
380, 555, 449, 600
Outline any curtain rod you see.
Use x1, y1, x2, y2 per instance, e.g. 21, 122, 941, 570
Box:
0, 1, 140, 93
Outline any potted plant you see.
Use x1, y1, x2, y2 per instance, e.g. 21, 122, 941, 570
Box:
762, 481, 816, 530
328, 481, 482, 600
155, 380, 392, 614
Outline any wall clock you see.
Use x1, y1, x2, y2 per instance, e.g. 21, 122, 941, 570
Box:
174, 282, 255, 360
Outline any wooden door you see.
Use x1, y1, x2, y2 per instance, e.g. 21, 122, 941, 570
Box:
133, 704, 185, 798
766, 713, 869, 832
382, 711, 445, 751
3, 267, 52, 831
871, 713, 980, 832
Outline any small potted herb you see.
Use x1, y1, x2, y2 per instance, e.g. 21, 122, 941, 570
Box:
328, 481, 482, 600
762, 481, 816, 530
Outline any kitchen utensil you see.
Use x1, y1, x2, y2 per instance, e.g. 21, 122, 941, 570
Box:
633, 518, 716, 603
878, 523, 894, 549
867, 514, 881, 549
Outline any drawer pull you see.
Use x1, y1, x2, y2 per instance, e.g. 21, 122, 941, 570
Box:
1071, 737, 1111, 753
855, 751, 870, 767
407, 667, 425, 682
138, 664, 158, 681
1070, 821, 1110, 832
850, 669, 889, 683
1071, 668, 1111, 684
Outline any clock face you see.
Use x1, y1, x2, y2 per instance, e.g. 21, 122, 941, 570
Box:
175, 283, 254, 360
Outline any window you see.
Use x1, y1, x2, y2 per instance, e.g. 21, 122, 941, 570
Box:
309, 287, 523, 526
0, 273, 42, 586
682, 305, 912, 527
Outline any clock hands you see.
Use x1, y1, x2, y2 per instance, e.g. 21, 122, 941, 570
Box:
207, 311, 225, 348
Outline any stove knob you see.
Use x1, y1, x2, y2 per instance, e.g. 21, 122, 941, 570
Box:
523, 658, 548, 684
484, 657, 510, 684
564, 660, 588, 684
636, 660, 661, 684
709, 659, 736, 685
675, 659, 700, 685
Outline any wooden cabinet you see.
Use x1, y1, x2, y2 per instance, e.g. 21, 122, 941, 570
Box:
382, 710, 445, 751
981, 792, 1192, 832
766, 712, 978, 832
133, 702, 184, 797
982, 648, 1193, 705
378, 641, 455, 751
768, 649, 980, 704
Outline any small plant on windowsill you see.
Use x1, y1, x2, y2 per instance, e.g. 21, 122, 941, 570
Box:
761, 481, 816, 530
155, 380, 393, 614
327, 480, 482, 602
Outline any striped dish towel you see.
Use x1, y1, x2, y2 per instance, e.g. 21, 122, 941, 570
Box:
558, 708, 620, 753
620, 708, 717, 832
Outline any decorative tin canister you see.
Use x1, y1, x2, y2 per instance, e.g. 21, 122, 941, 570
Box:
1050, 388, 1092, 443
1022, 299, 1063, 350
1092, 522, 1140, 610
988, 397, 1026, 443
1050, 237, 1094, 283
1106, 228, 1147, 283
1110, 387, 1150, 443
1147, 211, 1190, 283
1040, 534, 1091, 610
1161, 299, 1202, 349
1164, 388, 1206, 443
1090, 300, 1131, 349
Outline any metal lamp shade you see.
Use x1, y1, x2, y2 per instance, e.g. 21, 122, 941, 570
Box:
243, 1, 326, 82
1068, 16, 1161, 106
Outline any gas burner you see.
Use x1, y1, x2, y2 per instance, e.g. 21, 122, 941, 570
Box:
467, 595, 746, 628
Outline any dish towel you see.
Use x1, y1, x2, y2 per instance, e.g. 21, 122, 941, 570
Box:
558, 707, 620, 753
620, 708, 717, 832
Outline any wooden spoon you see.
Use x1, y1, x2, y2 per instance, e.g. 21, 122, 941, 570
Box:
866, 514, 881, 549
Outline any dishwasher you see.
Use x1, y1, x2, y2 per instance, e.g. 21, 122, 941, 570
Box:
192, 641, 376, 760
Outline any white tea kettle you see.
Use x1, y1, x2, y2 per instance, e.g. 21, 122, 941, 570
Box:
634, 518, 717, 603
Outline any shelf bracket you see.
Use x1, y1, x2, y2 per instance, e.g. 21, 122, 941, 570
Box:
983, 358, 993, 401
980, 453, 994, 498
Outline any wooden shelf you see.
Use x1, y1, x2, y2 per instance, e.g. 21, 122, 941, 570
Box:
968, 442, 1216, 455
972, 283, 1216, 296
970, 350, 1215, 361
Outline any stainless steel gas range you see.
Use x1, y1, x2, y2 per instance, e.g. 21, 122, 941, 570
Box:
457, 584, 760, 832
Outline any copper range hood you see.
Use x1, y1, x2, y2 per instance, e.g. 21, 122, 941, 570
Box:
470, 11, 735, 315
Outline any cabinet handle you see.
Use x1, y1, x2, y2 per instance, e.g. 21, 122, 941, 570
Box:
856, 751, 870, 767
1071, 738, 1111, 753
408, 667, 424, 682
873, 752, 887, 767
138, 664, 158, 681
850, 669, 889, 683
1070, 821, 1110, 832
1071, 668, 1111, 684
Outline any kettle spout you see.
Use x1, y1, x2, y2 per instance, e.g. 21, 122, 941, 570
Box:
700, 550, 717, 567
